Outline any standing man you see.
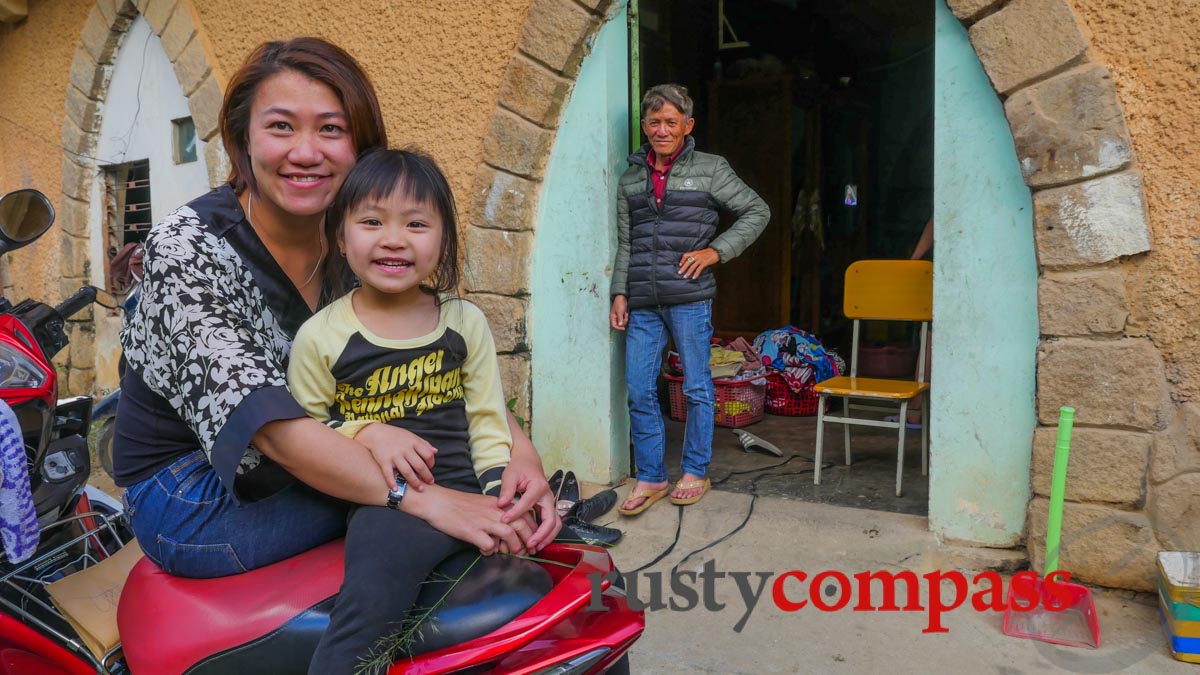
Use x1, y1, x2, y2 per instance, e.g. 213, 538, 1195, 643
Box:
611, 84, 769, 515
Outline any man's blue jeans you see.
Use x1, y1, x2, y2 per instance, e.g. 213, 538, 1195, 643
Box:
626, 299, 714, 483
123, 450, 348, 578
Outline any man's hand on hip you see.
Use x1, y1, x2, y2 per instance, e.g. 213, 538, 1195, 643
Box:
610, 295, 629, 331
679, 247, 720, 279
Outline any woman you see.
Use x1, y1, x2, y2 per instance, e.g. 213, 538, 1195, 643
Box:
112, 38, 560, 672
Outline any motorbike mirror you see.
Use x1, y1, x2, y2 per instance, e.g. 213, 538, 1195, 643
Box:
0, 189, 55, 252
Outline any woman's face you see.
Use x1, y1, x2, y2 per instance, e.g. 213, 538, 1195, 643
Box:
246, 70, 358, 220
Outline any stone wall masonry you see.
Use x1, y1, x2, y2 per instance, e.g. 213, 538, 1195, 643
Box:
499, 55, 572, 128
1032, 172, 1150, 268
1149, 402, 1200, 485
1038, 268, 1129, 336
1037, 338, 1171, 430
471, 165, 539, 232
204, 137, 229, 188
1149, 472, 1200, 552
159, 1, 195, 61
142, 0, 176, 35
498, 353, 531, 424
1006, 64, 1133, 189
969, 0, 1088, 96
1031, 426, 1148, 506
189, 74, 222, 141
481, 110, 555, 180
946, 0, 1004, 24
172, 27, 210, 95
463, 227, 534, 296
518, 0, 597, 75
465, 292, 528, 353
1027, 498, 1158, 591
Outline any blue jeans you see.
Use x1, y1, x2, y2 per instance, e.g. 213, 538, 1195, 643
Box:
123, 450, 349, 578
626, 300, 714, 482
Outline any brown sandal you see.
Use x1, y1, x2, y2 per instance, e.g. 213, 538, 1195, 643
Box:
669, 478, 711, 505
617, 486, 669, 516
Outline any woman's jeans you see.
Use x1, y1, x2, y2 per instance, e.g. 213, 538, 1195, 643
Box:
123, 450, 349, 578
625, 299, 714, 482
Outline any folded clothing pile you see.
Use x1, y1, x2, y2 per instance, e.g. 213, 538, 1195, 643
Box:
664, 337, 765, 381
753, 326, 842, 393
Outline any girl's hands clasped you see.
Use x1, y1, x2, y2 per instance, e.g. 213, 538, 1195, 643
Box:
356, 422, 437, 490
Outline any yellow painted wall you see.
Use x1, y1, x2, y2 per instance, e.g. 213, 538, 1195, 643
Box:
1070, 0, 1200, 403
0, 0, 533, 303
0, 0, 92, 300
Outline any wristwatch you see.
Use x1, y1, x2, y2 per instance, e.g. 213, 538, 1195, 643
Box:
386, 479, 408, 511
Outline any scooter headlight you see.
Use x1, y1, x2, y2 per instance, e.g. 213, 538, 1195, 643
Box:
532, 648, 612, 675
0, 341, 48, 389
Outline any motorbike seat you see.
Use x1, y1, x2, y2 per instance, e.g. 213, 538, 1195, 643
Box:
118, 538, 552, 675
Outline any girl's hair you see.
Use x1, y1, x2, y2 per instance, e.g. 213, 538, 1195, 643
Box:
328, 148, 460, 300
220, 37, 387, 195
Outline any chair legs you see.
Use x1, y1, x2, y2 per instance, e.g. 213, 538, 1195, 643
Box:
814, 393, 827, 485
895, 401, 908, 497
843, 397, 852, 465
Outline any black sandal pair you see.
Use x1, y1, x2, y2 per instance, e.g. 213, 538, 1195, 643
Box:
546, 470, 622, 547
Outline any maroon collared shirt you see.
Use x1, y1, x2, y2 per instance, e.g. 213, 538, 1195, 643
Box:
647, 145, 685, 207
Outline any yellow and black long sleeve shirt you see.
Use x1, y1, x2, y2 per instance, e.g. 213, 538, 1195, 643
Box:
287, 292, 511, 493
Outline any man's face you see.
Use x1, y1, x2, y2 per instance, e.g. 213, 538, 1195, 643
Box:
642, 102, 694, 158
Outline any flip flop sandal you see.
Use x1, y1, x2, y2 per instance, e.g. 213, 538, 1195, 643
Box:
617, 486, 670, 516
669, 477, 711, 505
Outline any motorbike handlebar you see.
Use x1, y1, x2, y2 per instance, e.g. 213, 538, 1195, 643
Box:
55, 285, 98, 319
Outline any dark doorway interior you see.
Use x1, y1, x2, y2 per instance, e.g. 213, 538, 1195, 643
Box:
638, 0, 934, 350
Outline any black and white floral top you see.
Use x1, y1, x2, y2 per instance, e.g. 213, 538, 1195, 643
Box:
112, 185, 348, 500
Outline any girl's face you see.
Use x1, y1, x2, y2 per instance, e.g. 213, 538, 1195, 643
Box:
339, 187, 445, 303
246, 70, 358, 221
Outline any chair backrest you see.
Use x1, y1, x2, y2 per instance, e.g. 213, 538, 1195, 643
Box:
843, 260, 933, 321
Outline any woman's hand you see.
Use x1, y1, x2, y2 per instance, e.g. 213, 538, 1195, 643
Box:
497, 415, 561, 553
410, 485, 523, 556
355, 422, 437, 491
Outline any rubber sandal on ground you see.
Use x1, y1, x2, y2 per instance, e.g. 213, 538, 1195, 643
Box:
732, 429, 784, 457
669, 477, 711, 505
617, 486, 669, 516
883, 414, 922, 430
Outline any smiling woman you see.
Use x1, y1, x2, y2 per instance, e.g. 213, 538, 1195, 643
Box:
110, 37, 561, 674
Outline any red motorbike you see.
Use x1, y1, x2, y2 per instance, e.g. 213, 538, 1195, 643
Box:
0, 189, 643, 674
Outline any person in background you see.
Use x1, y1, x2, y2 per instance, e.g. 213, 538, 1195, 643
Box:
609, 84, 769, 515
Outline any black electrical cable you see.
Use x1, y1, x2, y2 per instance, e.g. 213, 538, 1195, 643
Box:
624, 453, 834, 575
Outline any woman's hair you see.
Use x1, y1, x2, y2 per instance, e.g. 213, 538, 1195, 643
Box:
327, 148, 460, 300
219, 37, 387, 194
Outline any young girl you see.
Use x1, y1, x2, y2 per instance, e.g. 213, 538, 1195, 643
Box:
287, 148, 517, 669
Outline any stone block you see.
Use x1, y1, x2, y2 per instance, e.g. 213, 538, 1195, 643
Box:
204, 137, 230, 188
56, 196, 92, 238
190, 74, 223, 141
69, 46, 106, 98
68, 368, 96, 397
64, 85, 100, 134
482, 110, 554, 180
1027, 498, 1157, 591
143, 0, 177, 35
59, 235, 91, 280
68, 323, 95, 368
173, 34, 210, 96
96, 0, 116, 24
1031, 426, 1148, 505
134, 0, 150, 13
159, 2, 195, 61
1037, 338, 1170, 430
1038, 269, 1128, 336
498, 352, 531, 426
61, 116, 96, 161
471, 165, 538, 232
467, 292, 527, 353
61, 156, 94, 202
1033, 172, 1150, 267
1148, 473, 1200, 553
1149, 403, 1200, 485
463, 226, 533, 296
79, 9, 116, 63
946, 0, 1004, 23
1006, 65, 1133, 188
969, 0, 1088, 96
116, 0, 137, 18
499, 55, 572, 127
519, 0, 597, 75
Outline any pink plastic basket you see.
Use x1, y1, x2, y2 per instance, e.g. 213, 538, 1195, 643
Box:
663, 374, 765, 428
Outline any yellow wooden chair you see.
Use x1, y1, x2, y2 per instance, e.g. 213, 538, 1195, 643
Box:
814, 260, 932, 497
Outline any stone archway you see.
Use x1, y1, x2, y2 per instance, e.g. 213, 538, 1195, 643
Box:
466, 0, 1170, 589
56, 0, 226, 394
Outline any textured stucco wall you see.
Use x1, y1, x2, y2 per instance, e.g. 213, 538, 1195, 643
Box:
194, 0, 534, 209
0, 0, 92, 301
1068, 0, 1200, 403
0, 0, 533, 303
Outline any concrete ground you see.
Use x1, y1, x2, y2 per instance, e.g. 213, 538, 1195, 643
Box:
589, 410, 1188, 674
597, 488, 1188, 674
